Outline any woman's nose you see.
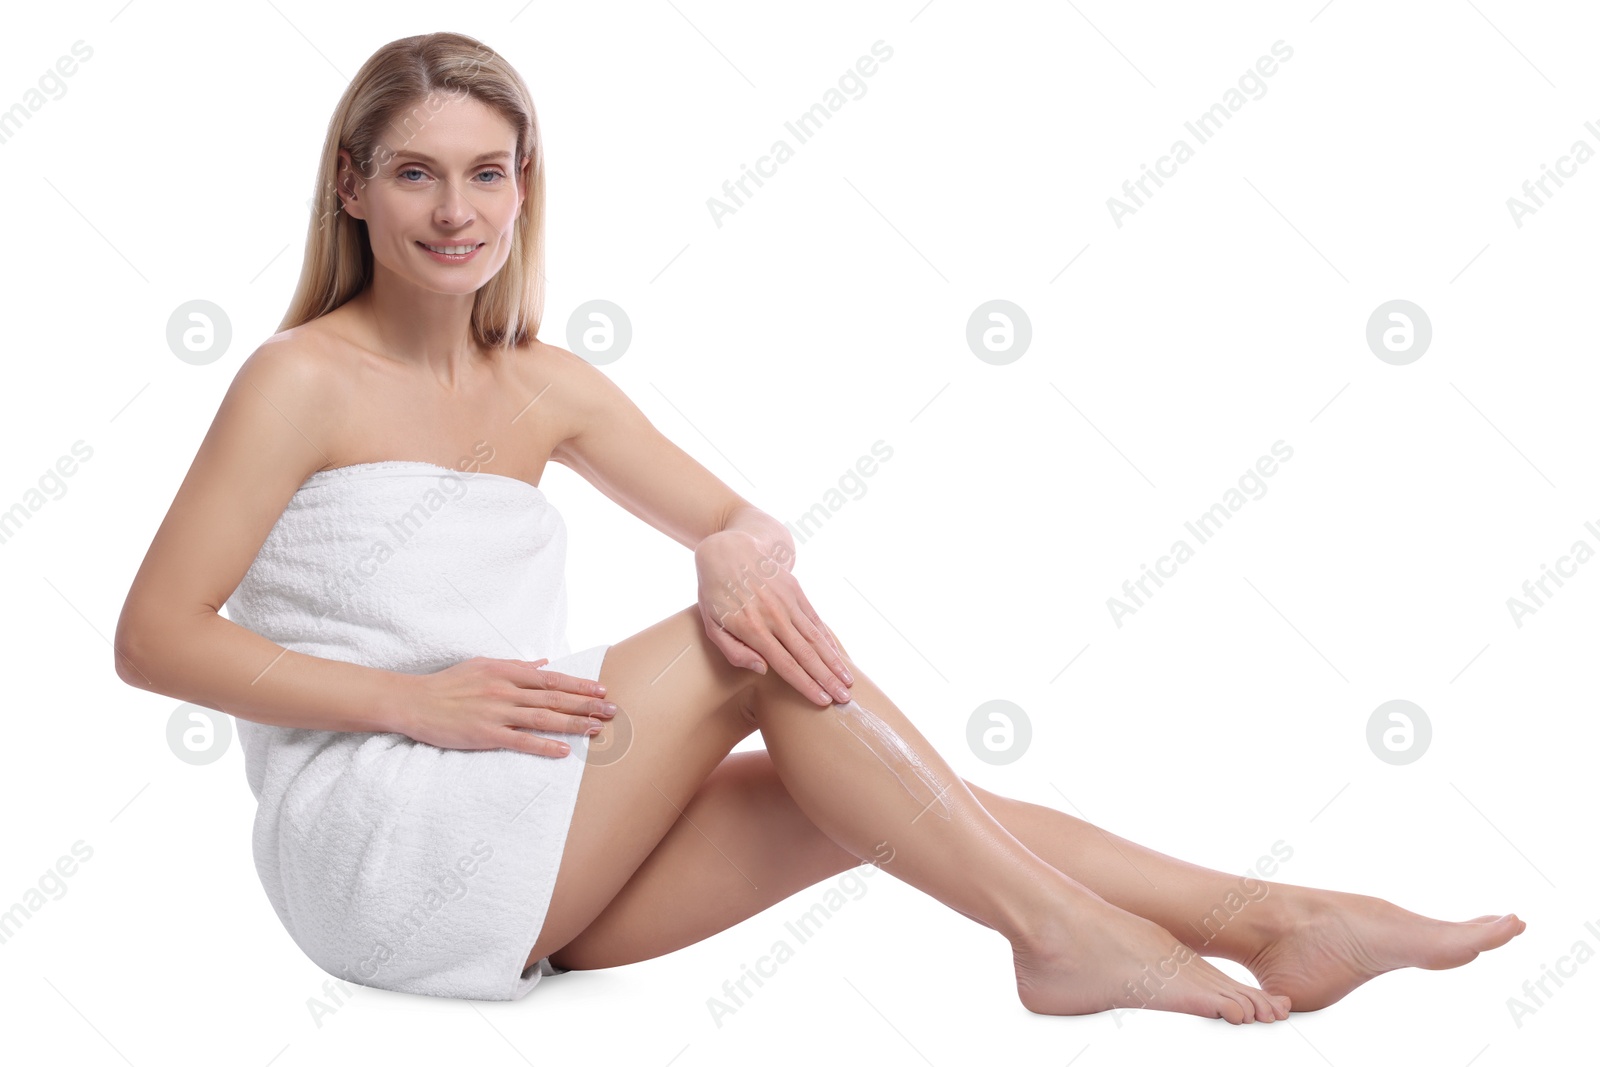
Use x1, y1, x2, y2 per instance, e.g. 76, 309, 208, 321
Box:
434, 184, 474, 227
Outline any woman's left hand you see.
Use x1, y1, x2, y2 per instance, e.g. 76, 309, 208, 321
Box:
695, 529, 854, 706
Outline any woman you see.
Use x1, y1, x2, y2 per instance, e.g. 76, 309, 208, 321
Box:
113, 32, 1522, 1021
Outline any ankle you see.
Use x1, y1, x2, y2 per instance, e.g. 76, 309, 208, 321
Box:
1225, 883, 1313, 962
1005, 881, 1113, 956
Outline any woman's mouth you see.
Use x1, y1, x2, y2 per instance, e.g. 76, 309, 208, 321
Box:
418, 241, 484, 262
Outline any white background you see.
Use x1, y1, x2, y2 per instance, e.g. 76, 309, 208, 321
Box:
1, 1, 1595, 1064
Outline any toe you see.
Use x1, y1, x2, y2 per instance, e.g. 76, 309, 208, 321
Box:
1474, 915, 1525, 949
1241, 985, 1279, 1023
1214, 994, 1247, 1025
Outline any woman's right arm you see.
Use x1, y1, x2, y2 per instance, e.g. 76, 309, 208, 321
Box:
113, 338, 613, 756
111, 338, 412, 733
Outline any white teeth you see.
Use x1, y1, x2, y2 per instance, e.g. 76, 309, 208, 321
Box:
422, 243, 477, 255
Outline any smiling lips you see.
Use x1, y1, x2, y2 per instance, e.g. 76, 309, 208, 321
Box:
418, 240, 484, 261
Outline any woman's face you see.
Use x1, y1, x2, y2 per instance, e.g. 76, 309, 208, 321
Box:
337, 93, 530, 296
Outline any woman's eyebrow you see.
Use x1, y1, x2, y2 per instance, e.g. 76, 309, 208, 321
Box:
396, 151, 511, 166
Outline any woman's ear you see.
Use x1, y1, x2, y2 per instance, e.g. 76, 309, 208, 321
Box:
336, 147, 366, 221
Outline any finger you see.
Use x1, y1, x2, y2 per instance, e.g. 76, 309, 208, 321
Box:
787, 598, 853, 691
789, 591, 853, 691
510, 662, 609, 697
500, 728, 575, 758
735, 619, 833, 707
794, 591, 847, 665
537, 669, 610, 698
512, 706, 606, 734
819, 619, 849, 658
512, 688, 616, 719
770, 612, 851, 704
705, 620, 769, 675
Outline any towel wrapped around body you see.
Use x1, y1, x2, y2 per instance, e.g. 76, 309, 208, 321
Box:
222, 460, 609, 1000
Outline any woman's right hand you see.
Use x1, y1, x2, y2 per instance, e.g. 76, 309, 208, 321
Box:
393, 656, 617, 757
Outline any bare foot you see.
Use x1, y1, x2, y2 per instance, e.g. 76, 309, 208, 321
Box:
1013, 895, 1292, 1023
1243, 888, 1525, 1011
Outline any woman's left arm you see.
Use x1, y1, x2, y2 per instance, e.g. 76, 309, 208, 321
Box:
540, 344, 853, 707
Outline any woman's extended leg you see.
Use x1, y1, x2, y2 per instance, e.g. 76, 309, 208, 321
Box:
553, 751, 1524, 1013
528, 605, 1287, 1022
966, 785, 1524, 1010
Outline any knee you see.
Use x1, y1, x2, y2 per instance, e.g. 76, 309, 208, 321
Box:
697, 604, 861, 715
729, 680, 762, 737
747, 642, 862, 713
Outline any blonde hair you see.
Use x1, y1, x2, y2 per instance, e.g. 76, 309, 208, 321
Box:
278, 32, 546, 349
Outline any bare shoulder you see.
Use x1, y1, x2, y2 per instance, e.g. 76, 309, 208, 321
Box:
258, 311, 381, 432
249, 316, 355, 408
510, 338, 638, 464
511, 337, 607, 401
118, 325, 347, 629
218, 330, 347, 464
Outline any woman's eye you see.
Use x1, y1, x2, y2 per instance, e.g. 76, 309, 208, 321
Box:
395, 167, 502, 184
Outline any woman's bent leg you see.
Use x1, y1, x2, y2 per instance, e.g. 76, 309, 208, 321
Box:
549, 749, 860, 970
524, 606, 764, 971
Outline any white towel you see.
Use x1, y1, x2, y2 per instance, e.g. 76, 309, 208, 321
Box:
222, 460, 609, 1000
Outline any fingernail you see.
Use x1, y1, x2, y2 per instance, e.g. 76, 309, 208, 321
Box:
602, 703, 619, 714
841, 668, 854, 685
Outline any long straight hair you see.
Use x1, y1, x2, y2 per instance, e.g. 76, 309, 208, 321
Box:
277, 32, 547, 349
